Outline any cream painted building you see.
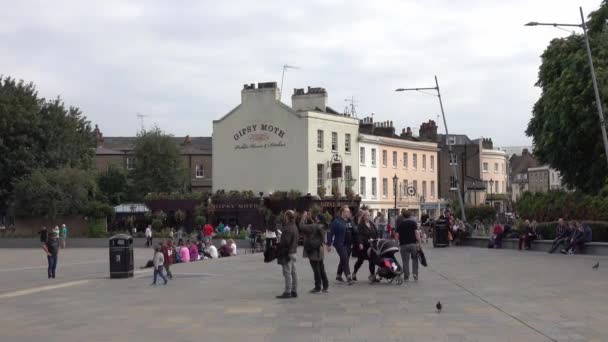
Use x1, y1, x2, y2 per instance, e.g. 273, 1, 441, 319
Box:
358, 131, 440, 218
212, 82, 359, 196
480, 147, 509, 210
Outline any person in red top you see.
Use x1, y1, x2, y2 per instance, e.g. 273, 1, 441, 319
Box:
203, 223, 214, 243
492, 223, 504, 248
161, 240, 175, 279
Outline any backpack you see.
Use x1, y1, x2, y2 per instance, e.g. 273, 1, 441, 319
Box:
304, 236, 323, 254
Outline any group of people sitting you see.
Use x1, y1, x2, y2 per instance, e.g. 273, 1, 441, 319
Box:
487, 218, 592, 254
548, 218, 593, 255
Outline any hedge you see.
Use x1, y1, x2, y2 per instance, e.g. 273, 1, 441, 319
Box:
515, 190, 608, 222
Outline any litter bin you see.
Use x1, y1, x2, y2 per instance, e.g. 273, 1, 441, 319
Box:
109, 234, 134, 278
433, 219, 449, 248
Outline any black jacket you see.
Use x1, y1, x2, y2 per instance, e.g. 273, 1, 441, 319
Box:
356, 222, 378, 247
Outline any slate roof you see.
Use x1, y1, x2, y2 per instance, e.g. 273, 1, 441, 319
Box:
97, 136, 212, 155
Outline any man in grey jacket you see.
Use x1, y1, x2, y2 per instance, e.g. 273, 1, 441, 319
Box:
277, 210, 299, 299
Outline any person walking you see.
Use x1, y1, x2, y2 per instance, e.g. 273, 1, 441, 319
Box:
374, 212, 387, 239
151, 245, 168, 285
327, 206, 354, 285
353, 210, 378, 282
276, 210, 299, 299
42, 230, 60, 279
60, 224, 68, 249
145, 225, 152, 247
301, 215, 329, 293
395, 211, 421, 282
161, 240, 175, 279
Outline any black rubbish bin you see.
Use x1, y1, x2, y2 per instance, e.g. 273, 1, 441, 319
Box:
109, 234, 134, 278
433, 219, 449, 248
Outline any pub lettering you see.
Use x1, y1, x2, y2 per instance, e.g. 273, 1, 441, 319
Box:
233, 123, 286, 141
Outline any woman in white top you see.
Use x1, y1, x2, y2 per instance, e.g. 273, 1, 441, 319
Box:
265, 216, 278, 250
229, 239, 237, 256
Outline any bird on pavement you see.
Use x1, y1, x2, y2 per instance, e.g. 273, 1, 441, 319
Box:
593, 262, 599, 270
436, 301, 442, 313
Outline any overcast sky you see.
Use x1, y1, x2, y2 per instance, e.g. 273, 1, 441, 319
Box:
1, 0, 602, 146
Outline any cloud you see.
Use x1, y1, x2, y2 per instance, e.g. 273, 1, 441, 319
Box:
0, 0, 601, 145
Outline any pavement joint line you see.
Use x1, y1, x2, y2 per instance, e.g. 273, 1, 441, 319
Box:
429, 266, 558, 342
0, 260, 106, 272
0, 279, 90, 300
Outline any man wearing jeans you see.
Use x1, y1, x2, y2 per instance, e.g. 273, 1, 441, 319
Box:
276, 210, 299, 299
42, 231, 60, 279
395, 211, 420, 281
327, 206, 354, 285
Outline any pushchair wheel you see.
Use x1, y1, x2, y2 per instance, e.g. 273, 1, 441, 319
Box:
396, 275, 404, 285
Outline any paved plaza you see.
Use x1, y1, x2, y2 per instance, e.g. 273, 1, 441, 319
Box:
0, 245, 607, 342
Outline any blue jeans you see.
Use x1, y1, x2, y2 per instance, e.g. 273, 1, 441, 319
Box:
153, 266, 167, 284
47, 255, 57, 278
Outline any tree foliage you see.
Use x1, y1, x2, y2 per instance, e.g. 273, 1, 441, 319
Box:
13, 168, 99, 220
97, 166, 129, 205
130, 126, 185, 199
0, 76, 95, 213
515, 189, 608, 222
526, 2, 608, 193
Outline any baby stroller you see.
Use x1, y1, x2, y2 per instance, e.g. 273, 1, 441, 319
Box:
368, 239, 404, 285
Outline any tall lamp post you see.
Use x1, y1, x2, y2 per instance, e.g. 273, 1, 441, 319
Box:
525, 6, 608, 167
396, 76, 467, 222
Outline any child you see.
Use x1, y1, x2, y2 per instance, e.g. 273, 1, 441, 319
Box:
152, 246, 168, 285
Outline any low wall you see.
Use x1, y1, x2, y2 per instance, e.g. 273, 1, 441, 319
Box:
462, 236, 608, 256
13, 216, 98, 236
0, 237, 251, 249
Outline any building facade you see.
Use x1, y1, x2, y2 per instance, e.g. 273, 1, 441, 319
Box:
358, 118, 440, 219
212, 82, 359, 196
93, 128, 212, 193
480, 140, 509, 211
528, 165, 564, 193
508, 148, 539, 202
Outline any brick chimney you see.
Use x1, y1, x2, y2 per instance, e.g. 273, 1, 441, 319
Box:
93, 124, 104, 146
418, 120, 438, 142
241, 82, 280, 104
482, 138, 493, 149
373, 120, 396, 137
291, 86, 328, 112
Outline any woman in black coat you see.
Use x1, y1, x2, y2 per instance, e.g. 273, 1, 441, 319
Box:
353, 210, 378, 282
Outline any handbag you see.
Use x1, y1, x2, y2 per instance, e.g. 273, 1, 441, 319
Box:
417, 249, 428, 267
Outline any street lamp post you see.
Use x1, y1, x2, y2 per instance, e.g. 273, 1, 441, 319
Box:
393, 174, 398, 211
396, 76, 467, 222
526, 6, 608, 168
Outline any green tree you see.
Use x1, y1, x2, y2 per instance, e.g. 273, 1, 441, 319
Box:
97, 166, 129, 205
130, 126, 185, 199
0, 76, 95, 215
13, 168, 99, 220
526, 2, 608, 193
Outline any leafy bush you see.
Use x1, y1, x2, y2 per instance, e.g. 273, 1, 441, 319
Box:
195, 215, 206, 226
88, 218, 107, 237
84, 201, 114, 219
516, 191, 608, 222
151, 218, 163, 231
144, 192, 204, 201
154, 210, 167, 222
317, 187, 326, 198
451, 201, 496, 223
174, 210, 186, 224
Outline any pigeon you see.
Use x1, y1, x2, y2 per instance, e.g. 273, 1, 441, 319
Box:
593, 262, 599, 270
436, 301, 442, 313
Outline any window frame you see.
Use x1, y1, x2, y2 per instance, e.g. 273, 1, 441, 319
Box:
126, 157, 136, 170
371, 148, 377, 167
403, 152, 408, 169
195, 164, 205, 178
345, 133, 351, 154
360, 146, 365, 165
382, 150, 387, 167
317, 130, 324, 150
382, 178, 388, 198
360, 176, 366, 198
371, 177, 377, 198
430, 155, 435, 171
331, 132, 338, 152
316, 164, 324, 189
